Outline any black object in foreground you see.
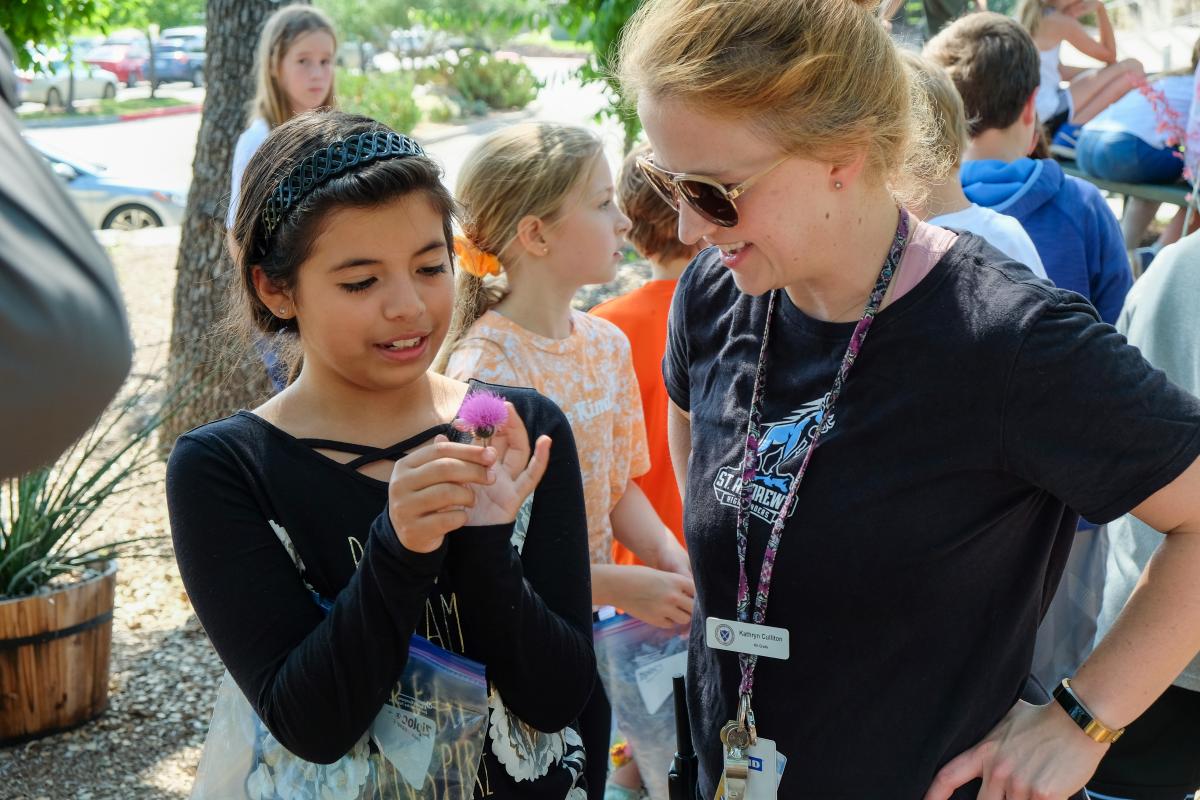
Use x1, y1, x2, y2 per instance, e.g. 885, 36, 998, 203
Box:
668, 674, 698, 800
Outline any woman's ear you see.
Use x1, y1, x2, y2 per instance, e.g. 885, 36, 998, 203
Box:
252, 267, 293, 320
829, 148, 870, 192
514, 214, 551, 258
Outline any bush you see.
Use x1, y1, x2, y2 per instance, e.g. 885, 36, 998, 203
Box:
336, 69, 421, 134
443, 51, 542, 111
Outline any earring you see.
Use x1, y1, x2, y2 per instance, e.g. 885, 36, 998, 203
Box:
834, 180, 843, 190
542, 247, 549, 256
278, 306, 287, 316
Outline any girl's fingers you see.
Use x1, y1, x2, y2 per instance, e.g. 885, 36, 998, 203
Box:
513, 435, 552, 497
400, 481, 477, 515
396, 438, 495, 472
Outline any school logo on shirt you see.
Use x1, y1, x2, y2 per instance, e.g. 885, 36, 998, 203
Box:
712, 396, 834, 524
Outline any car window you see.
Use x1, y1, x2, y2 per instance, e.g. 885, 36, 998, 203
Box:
87, 46, 122, 60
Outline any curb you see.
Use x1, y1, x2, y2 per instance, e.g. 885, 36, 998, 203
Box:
20, 103, 202, 130
119, 103, 203, 122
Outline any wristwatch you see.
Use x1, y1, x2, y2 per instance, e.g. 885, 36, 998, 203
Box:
1052, 678, 1125, 744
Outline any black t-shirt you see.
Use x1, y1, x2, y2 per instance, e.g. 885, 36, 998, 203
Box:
664, 235, 1200, 799
167, 382, 595, 799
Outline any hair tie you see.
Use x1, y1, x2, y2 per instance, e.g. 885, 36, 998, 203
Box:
453, 235, 502, 278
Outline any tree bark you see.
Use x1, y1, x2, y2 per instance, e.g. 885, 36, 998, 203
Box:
162, 0, 304, 448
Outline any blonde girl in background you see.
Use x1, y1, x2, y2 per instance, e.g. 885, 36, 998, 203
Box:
228, 4, 337, 229
435, 122, 694, 799
226, 3, 338, 389
1017, 0, 1142, 148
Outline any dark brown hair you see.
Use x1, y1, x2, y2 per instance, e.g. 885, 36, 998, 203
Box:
924, 12, 1040, 137
618, 143, 694, 264
228, 110, 455, 374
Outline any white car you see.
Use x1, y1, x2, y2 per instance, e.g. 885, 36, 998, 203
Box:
26, 138, 188, 231
17, 57, 119, 109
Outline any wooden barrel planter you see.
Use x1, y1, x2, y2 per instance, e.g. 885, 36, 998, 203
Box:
0, 561, 116, 744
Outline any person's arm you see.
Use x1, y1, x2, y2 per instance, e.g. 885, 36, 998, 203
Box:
167, 433, 486, 763
667, 399, 691, 501
610, 479, 689, 575
1054, 4, 1119, 65
445, 397, 596, 733
0, 105, 132, 478
1082, 183, 1133, 325
925, 459, 1200, 799
925, 297, 1200, 799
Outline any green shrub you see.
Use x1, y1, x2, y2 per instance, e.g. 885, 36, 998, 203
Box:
336, 69, 421, 134
444, 51, 542, 111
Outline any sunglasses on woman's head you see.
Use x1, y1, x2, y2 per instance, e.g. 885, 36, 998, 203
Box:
635, 154, 788, 228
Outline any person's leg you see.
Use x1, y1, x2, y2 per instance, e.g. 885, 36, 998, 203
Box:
1069, 59, 1144, 125
1121, 198, 1162, 250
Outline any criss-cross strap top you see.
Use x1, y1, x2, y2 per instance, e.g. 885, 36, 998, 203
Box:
299, 423, 453, 471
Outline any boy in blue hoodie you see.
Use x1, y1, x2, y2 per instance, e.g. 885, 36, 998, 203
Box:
924, 12, 1132, 324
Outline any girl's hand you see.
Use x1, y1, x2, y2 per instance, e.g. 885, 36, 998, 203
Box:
615, 565, 695, 628
454, 401, 551, 527
923, 699, 1108, 800
387, 440, 497, 553
654, 536, 693, 579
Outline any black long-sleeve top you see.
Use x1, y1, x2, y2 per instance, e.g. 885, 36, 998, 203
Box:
167, 382, 595, 798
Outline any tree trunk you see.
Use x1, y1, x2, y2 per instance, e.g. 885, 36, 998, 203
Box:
162, 0, 304, 448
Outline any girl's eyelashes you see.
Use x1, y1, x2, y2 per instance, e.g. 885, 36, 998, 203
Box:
340, 277, 376, 293
338, 265, 446, 292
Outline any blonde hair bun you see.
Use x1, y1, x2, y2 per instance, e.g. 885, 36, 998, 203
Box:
617, 0, 946, 203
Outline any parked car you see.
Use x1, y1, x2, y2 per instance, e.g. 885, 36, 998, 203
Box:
16, 55, 118, 109
68, 35, 105, 59
152, 38, 205, 86
160, 25, 207, 41
85, 42, 148, 88
26, 139, 188, 230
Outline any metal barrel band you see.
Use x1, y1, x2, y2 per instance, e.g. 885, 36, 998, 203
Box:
0, 610, 113, 651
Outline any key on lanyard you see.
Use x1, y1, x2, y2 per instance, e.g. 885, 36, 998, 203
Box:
718, 696, 758, 800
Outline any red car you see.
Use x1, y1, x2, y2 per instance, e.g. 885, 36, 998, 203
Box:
85, 42, 148, 88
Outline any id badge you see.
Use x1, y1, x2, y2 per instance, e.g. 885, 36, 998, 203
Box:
705, 616, 790, 660
745, 737, 779, 799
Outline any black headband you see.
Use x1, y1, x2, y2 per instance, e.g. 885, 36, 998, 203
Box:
257, 130, 425, 256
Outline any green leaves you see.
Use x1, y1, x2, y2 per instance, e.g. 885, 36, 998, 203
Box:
337, 68, 422, 134
556, 0, 644, 151
5, 0, 113, 69
441, 50, 541, 111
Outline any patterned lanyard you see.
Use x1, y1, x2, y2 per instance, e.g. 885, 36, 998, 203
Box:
734, 209, 910, 706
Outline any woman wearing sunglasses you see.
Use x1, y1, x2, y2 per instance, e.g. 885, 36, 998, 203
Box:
619, 1, 1200, 799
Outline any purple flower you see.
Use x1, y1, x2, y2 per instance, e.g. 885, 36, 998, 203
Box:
457, 389, 509, 442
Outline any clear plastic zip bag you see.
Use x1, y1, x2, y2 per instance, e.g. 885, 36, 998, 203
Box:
191, 636, 489, 800
593, 614, 689, 800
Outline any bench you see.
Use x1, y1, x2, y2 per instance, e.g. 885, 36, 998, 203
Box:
1056, 158, 1192, 208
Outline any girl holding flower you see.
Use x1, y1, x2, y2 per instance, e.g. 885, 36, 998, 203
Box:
168, 109, 595, 799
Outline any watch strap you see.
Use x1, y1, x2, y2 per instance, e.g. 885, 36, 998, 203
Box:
1052, 678, 1125, 744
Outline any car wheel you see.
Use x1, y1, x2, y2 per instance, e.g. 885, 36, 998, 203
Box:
103, 204, 162, 231
45, 87, 63, 111
102, 83, 116, 100
191, 67, 204, 88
